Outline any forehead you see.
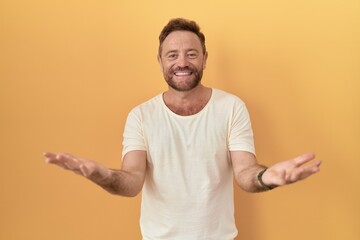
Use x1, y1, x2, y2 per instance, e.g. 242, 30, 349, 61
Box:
161, 30, 202, 52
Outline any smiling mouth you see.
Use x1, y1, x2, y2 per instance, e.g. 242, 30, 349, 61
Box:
174, 71, 192, 76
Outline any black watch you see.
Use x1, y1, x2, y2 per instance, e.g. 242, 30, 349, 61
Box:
257, 168, 277, 190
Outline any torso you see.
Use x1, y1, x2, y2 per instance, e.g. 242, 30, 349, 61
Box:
122, 88, 255, 239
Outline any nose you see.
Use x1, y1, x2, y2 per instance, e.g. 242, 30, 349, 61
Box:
176, 54, 189, 68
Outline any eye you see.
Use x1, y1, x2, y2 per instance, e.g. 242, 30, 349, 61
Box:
187, 52, 198, 59
167, 53, 178, 60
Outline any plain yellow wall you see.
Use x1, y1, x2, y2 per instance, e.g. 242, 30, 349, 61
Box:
1, 0, 359, 239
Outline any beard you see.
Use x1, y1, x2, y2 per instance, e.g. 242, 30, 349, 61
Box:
164, 66, 203, 92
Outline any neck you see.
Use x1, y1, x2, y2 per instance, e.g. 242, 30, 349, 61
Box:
163, 84, 212, 116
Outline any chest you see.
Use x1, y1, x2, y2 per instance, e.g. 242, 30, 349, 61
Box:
143, 108, 230, 164
165, 99, 209, 116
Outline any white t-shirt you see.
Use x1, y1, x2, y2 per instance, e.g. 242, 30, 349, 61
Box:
122, 88, 255, 240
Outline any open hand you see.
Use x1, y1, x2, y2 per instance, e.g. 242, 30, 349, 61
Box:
44, 152, 110, 181
262, 152, 321, 187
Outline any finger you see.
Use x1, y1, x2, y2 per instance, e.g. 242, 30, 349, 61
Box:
56, 153, 75, 161
47, 158, 71, 170
60, 152, 77, 159
43, 152, 57, 163
44, 152, 56, 158
44, 152, 68, 163
302, 160, 322, 175
80, 164, 91, 177
45, 153, 79, 171
46, 154, 71, 169
290, 160, 321, 182
293, 152, 316, 167
56, 153, 78, 163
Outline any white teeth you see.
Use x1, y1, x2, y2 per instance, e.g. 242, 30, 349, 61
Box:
175, 72, 191, 76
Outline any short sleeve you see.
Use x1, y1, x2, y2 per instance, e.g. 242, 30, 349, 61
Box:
122, 108, 147, 159
228, 101, 256, 155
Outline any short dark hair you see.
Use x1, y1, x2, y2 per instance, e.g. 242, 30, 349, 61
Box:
158, 18, 206, 56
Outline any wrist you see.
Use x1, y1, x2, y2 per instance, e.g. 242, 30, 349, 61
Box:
257, 168, 277, 190
87, 164, 112, 184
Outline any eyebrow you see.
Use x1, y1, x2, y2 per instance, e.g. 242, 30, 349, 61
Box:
164, 50, 178, 56
164, 48, 199, 56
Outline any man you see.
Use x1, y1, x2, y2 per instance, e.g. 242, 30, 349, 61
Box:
44, 18, 321, 240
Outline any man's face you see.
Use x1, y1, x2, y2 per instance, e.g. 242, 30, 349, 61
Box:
158, 31, 208, 92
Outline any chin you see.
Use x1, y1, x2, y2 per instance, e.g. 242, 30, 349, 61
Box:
167, 79, 201, 92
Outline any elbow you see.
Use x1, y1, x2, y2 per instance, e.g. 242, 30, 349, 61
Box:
236, 181, 258, 193
122, 189, 141, 197
124, 183, 144, 197
109, 185, 143, 197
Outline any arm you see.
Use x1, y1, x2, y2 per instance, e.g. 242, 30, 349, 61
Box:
231, 151, 321, 192
44, 150, 147, 197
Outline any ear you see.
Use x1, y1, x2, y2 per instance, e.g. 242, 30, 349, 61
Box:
202, 51, 208, 70
157, 55, 164, 73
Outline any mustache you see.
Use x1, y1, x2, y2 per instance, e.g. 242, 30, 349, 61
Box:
171, 66, 196, 72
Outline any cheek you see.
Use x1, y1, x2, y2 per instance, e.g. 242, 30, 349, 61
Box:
164, 64, 176, 73
158, 59, 171, 73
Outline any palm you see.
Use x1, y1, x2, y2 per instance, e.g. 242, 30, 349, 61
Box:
263, 152, 321, 187
44, 152, 109, 180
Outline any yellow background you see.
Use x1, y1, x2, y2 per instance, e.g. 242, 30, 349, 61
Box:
1, 0, 359, 239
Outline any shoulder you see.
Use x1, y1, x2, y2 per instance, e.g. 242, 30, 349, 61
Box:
211, 88, 246, 106
128, 94, 163, 115
128, 94, 163, 122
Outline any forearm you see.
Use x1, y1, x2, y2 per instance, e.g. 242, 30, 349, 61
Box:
232, 151, 321, 192
44, 151, 146, 197
234, 164, 269, 193
90, 168, 144, 197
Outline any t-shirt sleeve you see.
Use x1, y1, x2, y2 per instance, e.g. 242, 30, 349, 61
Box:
122, 108, 147, 159
228, 101, 256, 155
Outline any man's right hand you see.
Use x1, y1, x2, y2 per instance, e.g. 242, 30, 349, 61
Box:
44, 152, 111, 182
44, 151, 147, 197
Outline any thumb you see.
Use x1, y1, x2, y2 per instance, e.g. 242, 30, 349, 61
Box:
80, 164, 92, 177
264, 168, 286, 186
